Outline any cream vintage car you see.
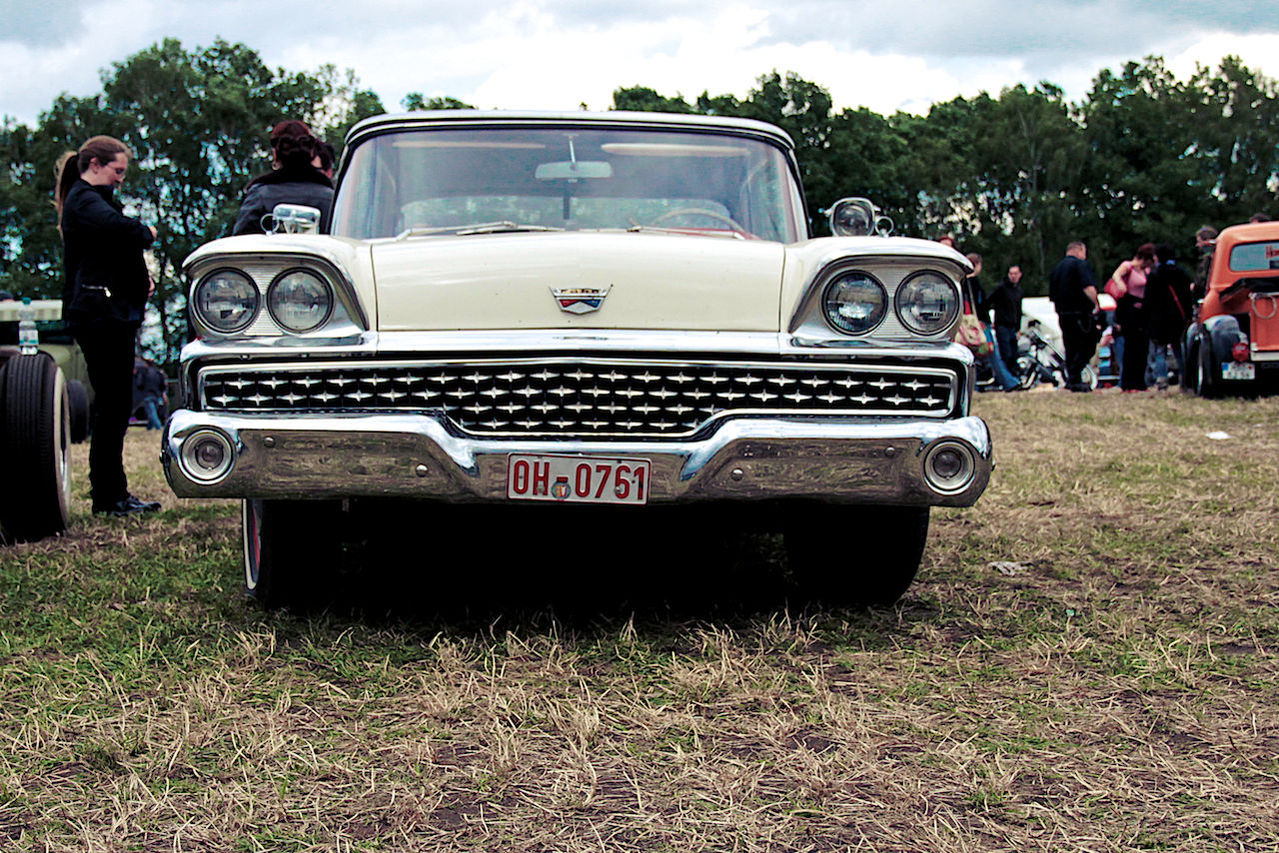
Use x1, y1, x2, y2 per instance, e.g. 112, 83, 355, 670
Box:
162, 111, 992, 607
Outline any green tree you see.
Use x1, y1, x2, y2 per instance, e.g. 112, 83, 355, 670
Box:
401, 94, 474, 112
1078, 57, 1204, 272
7, 39, 387, 365
1189, 56, 1279, 226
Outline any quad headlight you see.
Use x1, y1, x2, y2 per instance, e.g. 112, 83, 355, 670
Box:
895, 271, 959, 335
193, 269, 259, 333
268, 269, 333, 333
822, 272, 887, 335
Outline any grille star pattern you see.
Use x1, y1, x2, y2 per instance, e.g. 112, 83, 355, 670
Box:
200, 359, 956, 437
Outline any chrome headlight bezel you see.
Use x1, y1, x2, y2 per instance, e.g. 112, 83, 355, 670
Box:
822, 271, 888, 336
193, 269, 260, 334
267, 268, 335, 333
179, 428, 235, 484
895, 270, 960, 336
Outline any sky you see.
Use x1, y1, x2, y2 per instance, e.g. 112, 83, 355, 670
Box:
3, 1, 1279, 127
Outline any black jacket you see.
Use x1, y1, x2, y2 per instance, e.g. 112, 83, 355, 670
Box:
61, 180, 154, 326
1049, 255, 1097, 314
232, 166, 334, 235
1144, 261, 1194, 345
987, 276, 1023, 329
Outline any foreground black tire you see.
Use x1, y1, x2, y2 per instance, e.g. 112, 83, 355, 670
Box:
0, 353, 71, 542
66, 379, 90, 444
242, 499, 343, 609
1182, 339, 1200, 394
783, 505, 929, 607
1196, 338, 1220, 398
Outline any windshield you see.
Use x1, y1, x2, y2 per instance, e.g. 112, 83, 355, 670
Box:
331, 125, 805, 243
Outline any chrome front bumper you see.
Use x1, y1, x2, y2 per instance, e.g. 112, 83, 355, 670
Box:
162, 410, 992, 507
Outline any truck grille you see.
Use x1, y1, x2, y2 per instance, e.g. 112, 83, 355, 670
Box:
199, 358, 958, 437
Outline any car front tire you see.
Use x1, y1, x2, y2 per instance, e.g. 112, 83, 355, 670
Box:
783, 505, 929, 607
243, 499, 343, 609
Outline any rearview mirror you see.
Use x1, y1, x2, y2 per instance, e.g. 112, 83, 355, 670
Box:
535, 161, 613, 180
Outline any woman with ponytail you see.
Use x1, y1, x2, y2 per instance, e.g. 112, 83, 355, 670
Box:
55, 135, 162, 516
232, 120, 334, 235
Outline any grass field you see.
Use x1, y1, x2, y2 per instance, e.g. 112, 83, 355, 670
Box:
2, 389, 1277, 851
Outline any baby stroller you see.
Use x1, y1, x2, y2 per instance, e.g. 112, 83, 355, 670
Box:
1016, 319, 1097, 390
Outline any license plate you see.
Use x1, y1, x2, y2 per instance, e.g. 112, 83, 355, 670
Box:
506, 454, 651, 505
1223, 362, 1256, 380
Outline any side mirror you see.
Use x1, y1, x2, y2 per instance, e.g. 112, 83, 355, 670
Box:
269, 204, 322, 234
827, 197, 893, 237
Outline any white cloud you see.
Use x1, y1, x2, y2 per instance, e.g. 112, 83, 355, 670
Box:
1166, 31, 1279, 79
3, 0, 1279, 128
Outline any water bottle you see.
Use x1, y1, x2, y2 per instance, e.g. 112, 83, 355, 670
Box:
18, 297, 38, 355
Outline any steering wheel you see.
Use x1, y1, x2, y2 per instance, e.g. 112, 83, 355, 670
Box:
649, 207, 749, 234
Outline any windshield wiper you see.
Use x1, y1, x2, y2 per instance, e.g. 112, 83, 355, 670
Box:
625, 224, 746, 240
456, 221, 565, 235
396, 221, 566, 239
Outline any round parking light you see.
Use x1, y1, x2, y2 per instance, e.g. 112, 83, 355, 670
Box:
923, 440, 976, 495
181, 429, 235, 483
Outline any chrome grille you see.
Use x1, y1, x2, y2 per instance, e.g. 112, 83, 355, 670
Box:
199, 358, 958, 437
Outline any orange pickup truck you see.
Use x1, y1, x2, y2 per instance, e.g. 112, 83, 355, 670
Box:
1185, 221, 1279, 396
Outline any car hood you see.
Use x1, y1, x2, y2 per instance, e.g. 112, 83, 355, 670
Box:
370, 231, 786, 332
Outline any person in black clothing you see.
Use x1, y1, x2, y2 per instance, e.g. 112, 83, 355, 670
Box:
1143, 244, 1194, 387
1193, 225, 1217, 301
55, 135, 162, 516
1049, 241, 1101, 391
988, 265, 1024, 375
133, 356, 168, 430
232, 120, 334, 235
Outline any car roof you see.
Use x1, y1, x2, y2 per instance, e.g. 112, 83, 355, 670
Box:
345, 110, 795, 152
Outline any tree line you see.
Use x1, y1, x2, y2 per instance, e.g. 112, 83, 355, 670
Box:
2, 39, 1276, 365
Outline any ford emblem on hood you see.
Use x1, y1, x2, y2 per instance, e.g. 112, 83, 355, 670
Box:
552, 285, 611, 314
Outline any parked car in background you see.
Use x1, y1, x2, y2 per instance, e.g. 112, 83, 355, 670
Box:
1185, 221, 1279, 396
162, 110, 993, 607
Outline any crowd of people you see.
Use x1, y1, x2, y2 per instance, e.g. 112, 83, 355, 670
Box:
53, 122, 334, 518
946, 216, 1259, 394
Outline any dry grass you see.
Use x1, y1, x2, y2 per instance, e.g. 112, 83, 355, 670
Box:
1, 392, 1277, 852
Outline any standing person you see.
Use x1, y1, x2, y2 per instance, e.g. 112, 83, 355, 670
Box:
959, 253, 1019, 391
55, 136, 162, 516
1143, 244, 1194, 388
1108, 243, 1156, 392
1049, 241, 1101, 392
988, 265, 1024, 376
1193, 225, 1217, 301
134, 356, 168, 430
232, 120, 334, 236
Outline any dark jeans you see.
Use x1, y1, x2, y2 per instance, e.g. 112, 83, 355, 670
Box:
1059, 312, 1099, 387
72, 322, 138, 507
995, 325, 1019, 375
1117, 297, 1148, 390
